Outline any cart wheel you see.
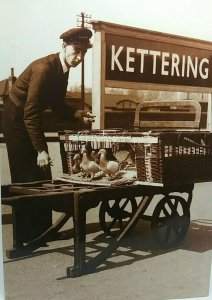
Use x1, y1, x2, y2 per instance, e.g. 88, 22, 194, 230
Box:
151, 195, 190, 248
99, 197, 137, 236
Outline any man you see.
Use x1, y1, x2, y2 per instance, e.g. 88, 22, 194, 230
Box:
3, 27, 95, 183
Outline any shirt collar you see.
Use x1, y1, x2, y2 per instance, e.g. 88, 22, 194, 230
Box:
59, 52, 69, 73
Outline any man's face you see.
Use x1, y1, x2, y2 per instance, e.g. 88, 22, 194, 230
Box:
64, 44, 87, 67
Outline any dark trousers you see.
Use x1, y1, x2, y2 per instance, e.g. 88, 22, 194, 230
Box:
2, 98, 52, 183
2, 98, 52, 242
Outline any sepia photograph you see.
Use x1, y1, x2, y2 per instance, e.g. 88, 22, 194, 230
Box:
1, 0, 212, 299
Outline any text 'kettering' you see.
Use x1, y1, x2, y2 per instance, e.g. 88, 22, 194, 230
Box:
111, 45, 209, 79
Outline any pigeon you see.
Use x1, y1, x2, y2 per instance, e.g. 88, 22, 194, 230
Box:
80, 150, 92, 177
112, 143, 135, 169
72, 153, 82, 174
80, 149, 99, 178
85, 142, 99, 163
90, 150, 99, 163
88, 160, 100, 179
98, 149, 120, 177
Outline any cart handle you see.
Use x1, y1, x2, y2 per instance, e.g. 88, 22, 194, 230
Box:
134, 100, 201, 130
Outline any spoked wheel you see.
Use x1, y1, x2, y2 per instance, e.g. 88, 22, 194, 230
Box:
151, 195, 190, 248
99, 197, 137, 236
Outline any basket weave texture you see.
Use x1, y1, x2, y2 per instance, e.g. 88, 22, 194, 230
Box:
59, 130, 212, 185
135, 132, 212, 185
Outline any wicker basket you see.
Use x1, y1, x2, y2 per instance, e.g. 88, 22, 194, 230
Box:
135, 131, 212, 185
58, 130, 212, 185
58, 129, 136, 176
58, 100, 212, 186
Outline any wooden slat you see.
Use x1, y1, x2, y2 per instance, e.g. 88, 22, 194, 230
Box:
8, 185, 78, 195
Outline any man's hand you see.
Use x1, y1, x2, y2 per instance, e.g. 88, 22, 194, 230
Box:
83, 111, 96, 124
37, 151, 53, 169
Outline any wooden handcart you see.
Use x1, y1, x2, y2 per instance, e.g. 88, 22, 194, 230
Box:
2, 100, 212, 277
1, 180, 194, 277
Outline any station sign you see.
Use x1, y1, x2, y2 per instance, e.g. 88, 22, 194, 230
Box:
105, 33, 212, 88
91, 21, 212, 129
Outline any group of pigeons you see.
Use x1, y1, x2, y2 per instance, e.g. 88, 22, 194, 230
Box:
72, 146, 120, 180
70, 142, 135, 181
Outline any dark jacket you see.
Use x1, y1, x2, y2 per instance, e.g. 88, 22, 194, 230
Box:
9, 53, 78, 152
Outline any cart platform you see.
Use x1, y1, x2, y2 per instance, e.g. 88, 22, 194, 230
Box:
1, 179, 194, 277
